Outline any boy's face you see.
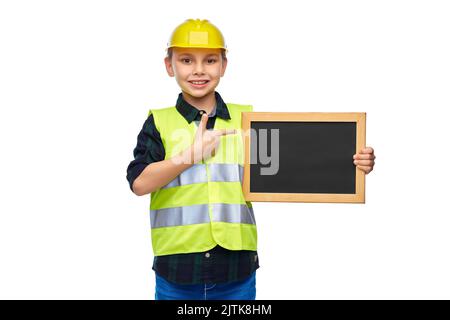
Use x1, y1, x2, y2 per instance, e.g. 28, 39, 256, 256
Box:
164, 47, 227, 99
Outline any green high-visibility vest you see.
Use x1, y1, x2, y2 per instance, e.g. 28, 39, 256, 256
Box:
149, 103, 257, 256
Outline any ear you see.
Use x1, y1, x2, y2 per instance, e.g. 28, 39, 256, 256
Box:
220, 57, 228, 77
164, 56, 175, 77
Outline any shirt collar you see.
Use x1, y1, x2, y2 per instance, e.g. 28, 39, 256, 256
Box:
175, 91, 231, 124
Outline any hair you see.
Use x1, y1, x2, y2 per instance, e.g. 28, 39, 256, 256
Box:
166, 48, 227, 61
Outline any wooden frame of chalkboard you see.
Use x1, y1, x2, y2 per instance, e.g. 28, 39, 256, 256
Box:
241, 112, 366, 203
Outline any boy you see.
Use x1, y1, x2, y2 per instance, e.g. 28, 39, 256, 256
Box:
126, 19, 376, 300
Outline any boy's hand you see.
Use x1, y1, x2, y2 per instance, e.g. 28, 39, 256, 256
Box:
353, 147, 376, 174
189, 113, 236, 163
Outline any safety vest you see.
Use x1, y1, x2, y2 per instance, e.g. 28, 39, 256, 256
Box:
149, 104, 257, 256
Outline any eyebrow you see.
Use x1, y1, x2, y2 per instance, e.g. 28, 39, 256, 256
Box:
177, 53, 219, 58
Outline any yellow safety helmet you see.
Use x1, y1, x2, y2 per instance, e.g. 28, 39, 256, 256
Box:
167, 19, 226, 50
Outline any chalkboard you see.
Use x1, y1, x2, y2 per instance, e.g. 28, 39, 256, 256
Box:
241, 112, 366, 203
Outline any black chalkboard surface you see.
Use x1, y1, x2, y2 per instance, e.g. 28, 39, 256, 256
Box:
242, 113, 366, 203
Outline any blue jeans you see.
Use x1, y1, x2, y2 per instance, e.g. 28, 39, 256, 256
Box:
155, 271, 256, 300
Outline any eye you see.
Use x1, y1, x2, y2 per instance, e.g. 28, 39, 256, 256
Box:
181, 58, 192, 64
207, 58, 217, 64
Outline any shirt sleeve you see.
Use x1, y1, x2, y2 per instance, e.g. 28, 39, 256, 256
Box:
126, 114, 165, 192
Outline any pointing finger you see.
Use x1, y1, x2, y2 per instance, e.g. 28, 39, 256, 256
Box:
196, 113, 208, 136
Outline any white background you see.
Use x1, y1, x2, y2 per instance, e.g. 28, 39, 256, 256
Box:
1, 0, 449, 299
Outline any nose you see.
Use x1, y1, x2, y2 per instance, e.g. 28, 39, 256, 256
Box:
193, 62, 205, 76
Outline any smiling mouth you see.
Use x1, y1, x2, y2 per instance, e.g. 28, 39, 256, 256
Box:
188, 80, 209, 85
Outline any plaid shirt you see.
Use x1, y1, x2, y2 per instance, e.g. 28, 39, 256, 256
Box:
127, 92, 259, 285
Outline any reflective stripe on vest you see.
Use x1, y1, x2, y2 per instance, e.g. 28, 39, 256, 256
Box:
150, 203, 255, 229
162, 163, 244, 189
212, 203, 255, 224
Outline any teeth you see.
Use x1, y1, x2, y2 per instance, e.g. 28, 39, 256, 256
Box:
191, 81, 207, 85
